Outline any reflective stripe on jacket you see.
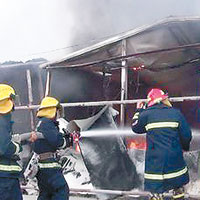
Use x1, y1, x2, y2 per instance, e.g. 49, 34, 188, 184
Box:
0, 114, 22, 178
38, 162, 61, 169
132, 103, 192, 193
33, 117, 66, 169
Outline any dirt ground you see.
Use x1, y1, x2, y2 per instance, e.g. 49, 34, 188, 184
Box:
23, 195, 199, 200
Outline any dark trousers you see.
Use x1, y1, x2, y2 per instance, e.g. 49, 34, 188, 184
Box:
0, 177, 22, 200
37, 168, 69, 200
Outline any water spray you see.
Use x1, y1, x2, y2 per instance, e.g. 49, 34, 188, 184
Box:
80, 129, 136, 138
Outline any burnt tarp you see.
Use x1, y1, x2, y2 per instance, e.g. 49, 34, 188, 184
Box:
73, 106, 141, 190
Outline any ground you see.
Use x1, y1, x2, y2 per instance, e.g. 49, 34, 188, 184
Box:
23, 196, 98, 200
23, 195, 199, 200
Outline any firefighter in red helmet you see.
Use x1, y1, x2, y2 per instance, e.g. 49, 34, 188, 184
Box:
132, 88, 192, 200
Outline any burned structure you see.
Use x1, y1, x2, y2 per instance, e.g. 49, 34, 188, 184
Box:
1, 16, 200, 196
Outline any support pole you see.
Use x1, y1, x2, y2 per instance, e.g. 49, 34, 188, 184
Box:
120, 39, 128, 126
26, 69, 35, 131
45, 68, 51, 97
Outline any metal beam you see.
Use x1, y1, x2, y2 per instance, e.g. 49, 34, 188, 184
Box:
15, 95, 200, 110
45, 42, 200, 69
26, 70, 35, 130
120, 39, 128, 126
45, 69, 51, 97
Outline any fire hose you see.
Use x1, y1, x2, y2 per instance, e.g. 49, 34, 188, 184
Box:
12, 129, 80, 181
20, 186, 200, 199
11, 130, 80, 144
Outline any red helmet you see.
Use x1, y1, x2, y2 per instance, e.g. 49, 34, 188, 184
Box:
147, 88, 168, 107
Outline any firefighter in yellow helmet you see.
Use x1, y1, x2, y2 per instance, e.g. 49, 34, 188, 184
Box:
32, 96, 71, 200
0, 84, 23, 200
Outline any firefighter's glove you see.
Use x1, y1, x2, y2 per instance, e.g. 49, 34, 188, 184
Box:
136, 101, 147, 109
63, 130, 73, 147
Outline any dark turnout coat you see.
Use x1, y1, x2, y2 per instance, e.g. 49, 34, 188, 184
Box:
132, 103, 192, 193
33, 117, 70, 200
0, 114, 22, 178
0, 113, 23, 200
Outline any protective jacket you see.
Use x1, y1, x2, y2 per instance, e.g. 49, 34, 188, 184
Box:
132, 103, 192, 193
0, 114, 22, 178
33, 117, 70, 200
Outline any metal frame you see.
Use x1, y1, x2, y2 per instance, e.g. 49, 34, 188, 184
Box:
45, 68, 51, 97
26, 69, 35, 130
120, 39, 128, 126
38, 17, 200, 124
40, 16, 200, 69
15, 96, 200, 110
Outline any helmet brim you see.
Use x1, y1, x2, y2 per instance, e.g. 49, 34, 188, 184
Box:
0, 99, 14, 114
148, 94, 168, 107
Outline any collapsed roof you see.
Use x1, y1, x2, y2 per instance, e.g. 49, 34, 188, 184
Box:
40, 16, 200, 127
41, 16, 200, 97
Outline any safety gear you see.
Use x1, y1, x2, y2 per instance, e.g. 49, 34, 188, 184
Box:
147, 88, 169, 107
32, 117, 69, 199
172, 187, 185, 199
0, 84, 15, 101
0, 98, 14, 114
136, 101, 147, 109
0, 114, 22, 179
149, 193, 163, 200
38, 152, 56, 161
0, 178, 23, 200
37, 96, 60, 119
132, 103, 191, 194
37, 107, 57, 119
0, 84, 15, 114
162, 98, 172, 107
38, 96, 59, 110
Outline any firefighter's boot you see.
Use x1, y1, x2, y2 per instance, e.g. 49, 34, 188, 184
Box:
172, 187, 185, 200
149, 193, 164, 200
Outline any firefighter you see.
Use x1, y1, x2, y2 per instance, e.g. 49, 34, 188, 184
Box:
32, 96, 71, 200
0, 84, 23, 200
131, 88, 192, 200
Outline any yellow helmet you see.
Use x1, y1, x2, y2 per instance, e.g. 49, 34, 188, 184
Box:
0, 84, 15, 114
38, 96, 59, 110
37, 96, 60, 119
0, 84, 15, 101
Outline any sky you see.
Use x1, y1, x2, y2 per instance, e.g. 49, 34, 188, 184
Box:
1, 0, 200, 63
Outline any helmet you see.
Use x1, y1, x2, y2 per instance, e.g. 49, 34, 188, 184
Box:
0, 84, 15, 101
37, 96, 60, 119
0, 84, 15, 114
147, 88, 168, 107
38, 96, 59, 110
